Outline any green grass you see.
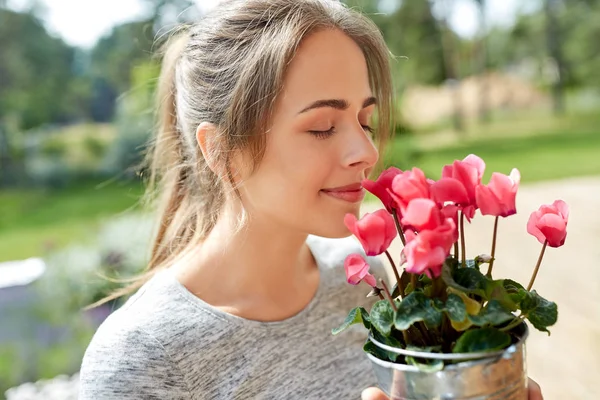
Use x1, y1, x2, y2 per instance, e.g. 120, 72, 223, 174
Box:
385, 111, 600, 184
0, 180, 144, 262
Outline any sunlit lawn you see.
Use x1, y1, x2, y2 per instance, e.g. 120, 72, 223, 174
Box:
0, 180, 144, 262
385, 110, 600, 184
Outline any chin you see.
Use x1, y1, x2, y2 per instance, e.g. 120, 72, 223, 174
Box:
310, 216, 355, 239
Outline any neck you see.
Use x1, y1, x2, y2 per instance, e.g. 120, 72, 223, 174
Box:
171, 201, 319, 319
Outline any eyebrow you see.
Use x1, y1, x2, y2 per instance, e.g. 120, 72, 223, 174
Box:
298, 96, 377, 114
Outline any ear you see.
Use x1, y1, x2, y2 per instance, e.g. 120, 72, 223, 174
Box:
196, 122, 222, 175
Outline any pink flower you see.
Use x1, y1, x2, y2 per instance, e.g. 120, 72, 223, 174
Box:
527, 200, 569, 248
476, 169, 520, 217
388, 168, 431, 214
430, 177, 469, 205
403, 219, 457, 278
436, 154, 486, 220
344, 254, 377, 287
344, 210, 397, 256
401, 198, 443, 232
362, 167, 402, 213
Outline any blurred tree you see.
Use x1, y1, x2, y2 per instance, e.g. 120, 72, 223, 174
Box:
560, 0, 600, 90
383, 0, 447, 86
0, 9, 76, 129
103, 60, 161, 178
474, 0, 490, 123
435, 0, 465, 132
343, 0, 381, 13
545, 0, 565, 114
143, 0, 197, 28
88, 20, 155, 122
87, 0, 198, 121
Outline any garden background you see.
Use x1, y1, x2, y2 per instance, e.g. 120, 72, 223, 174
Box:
1, 0, 599, 398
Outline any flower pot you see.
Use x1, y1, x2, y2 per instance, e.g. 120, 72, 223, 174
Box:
366, 323, 529, 400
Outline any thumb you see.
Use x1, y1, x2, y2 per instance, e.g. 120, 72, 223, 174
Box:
361, 387, 389, 400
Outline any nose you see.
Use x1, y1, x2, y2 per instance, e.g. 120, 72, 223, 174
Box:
342, 123, 379, 171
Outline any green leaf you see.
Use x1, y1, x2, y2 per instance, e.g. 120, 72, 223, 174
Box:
370, 300, 395, 336
370, 328, 404, 362
405, 356, 444, 372
468, 300, 515, 327
445, 294, 467, 322
502, 279, 528, 305
520, 290, 558, 334
453, 268, 488, 295
503, 279, 525, 291
363, 340, 392, 361
487, 280, 519, 312
332, 307, 370, 335
442, 261, 487, 297
394, 291, 442, 330
453, 328, 512, 353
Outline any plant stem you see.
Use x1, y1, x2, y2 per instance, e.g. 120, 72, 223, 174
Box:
392, 208, 406, 246
499, 316, 525, 332
379, 279, 397, 312
410, 273, 417, 292
454, 240, 459, 261
385, 250, 404, 297
460, 211, 466, 267
415, 323, 431, 345
380, 279, 410, 345
527, 240, 548, 291
486, 216, 499, 277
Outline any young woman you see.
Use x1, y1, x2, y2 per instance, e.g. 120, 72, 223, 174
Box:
79, 1, 543, 399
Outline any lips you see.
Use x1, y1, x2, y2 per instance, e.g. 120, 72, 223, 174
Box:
321, 183, 365, 203
322, 183, 363, 192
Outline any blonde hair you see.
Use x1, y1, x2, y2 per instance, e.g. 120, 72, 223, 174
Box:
93, 0, 394, 307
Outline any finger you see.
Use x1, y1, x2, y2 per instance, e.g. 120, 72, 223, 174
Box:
527, 377, 543, 400
361, 387, 389, 400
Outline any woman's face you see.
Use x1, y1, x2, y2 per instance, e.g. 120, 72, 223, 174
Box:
238, 28, 379, 238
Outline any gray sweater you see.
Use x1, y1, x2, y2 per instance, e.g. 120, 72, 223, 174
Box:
79, 235, 384, 399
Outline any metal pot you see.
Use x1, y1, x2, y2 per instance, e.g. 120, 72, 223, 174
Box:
366, 323, 529, 400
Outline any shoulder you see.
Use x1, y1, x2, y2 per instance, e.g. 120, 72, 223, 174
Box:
79, 313, 192, 399
79, 272, 217, 399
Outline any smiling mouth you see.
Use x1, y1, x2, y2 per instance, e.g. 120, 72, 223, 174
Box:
321, 184, 365, 203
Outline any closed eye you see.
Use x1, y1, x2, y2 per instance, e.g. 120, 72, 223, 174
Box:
309, 125, 373, 140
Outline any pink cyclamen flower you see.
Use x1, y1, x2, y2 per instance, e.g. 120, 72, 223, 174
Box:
344, 210, 397, 256
476, 168, 520, 217
403, 218, 457, 278
438, 154, 486, 220
344, 254, 377, 287
362, 167, 402, 213
388, 167, 431, 214
527, 200, 569, 248
401, 198, 443, 232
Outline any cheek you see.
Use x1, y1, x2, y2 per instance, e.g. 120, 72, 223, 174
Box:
246, 140, 331, 208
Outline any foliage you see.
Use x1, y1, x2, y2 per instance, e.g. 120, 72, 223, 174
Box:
102, 61, 160, 178
34, 212, 154, 314
0, 9, 80, 129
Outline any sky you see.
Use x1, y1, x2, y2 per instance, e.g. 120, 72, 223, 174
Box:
6, 0, 539, 49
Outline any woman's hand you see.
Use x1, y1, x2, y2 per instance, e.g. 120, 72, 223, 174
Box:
361, 377, 543, 400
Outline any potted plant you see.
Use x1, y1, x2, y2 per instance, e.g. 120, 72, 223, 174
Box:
333, 155, 567, 399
